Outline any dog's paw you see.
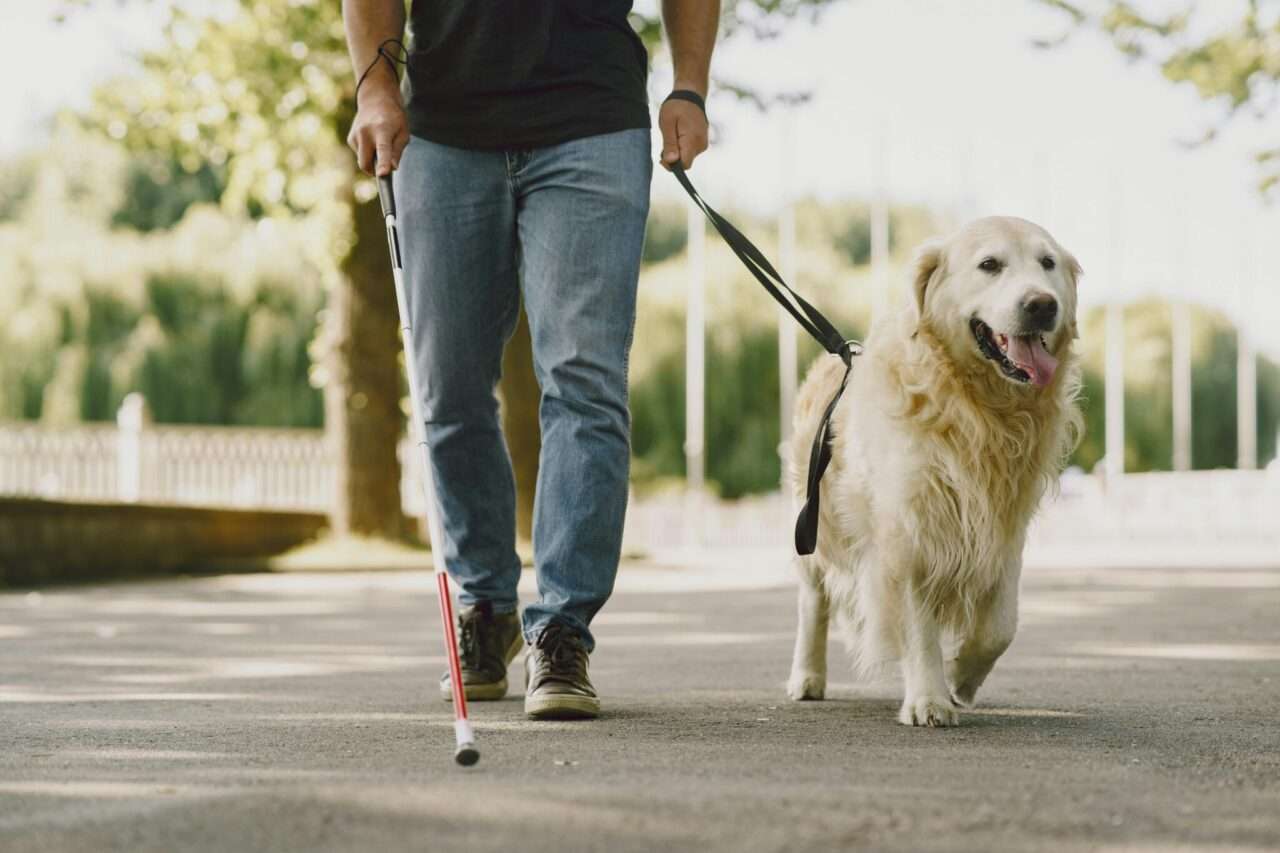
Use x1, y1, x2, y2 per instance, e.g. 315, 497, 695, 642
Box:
786, 672, 826, 701
898, 695, 959, 728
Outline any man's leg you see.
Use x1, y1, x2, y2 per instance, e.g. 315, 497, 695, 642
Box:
514, 129, 653, 651
394, 136, 523, 616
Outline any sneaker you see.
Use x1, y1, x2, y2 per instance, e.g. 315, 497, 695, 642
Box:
439, 602, 523, 702
524, 622, 600, 720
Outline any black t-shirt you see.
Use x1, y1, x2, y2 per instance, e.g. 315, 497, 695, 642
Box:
404, 1, 651, 150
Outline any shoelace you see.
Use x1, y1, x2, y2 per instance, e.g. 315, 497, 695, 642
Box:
458, 615, 480, 664
536, 624, 582, 674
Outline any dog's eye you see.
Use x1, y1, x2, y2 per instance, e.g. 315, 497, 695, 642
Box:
978, 258, 1001, 273
1040, 256, 1056, 271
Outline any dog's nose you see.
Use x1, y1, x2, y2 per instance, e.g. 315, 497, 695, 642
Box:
1022, 293, 1058, 327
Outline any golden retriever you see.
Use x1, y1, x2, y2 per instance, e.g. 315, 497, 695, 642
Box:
784, 216, 1083, 726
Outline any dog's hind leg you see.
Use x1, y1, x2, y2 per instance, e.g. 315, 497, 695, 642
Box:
786, 562, 829, 701
898, 572, 959, 727
947, 562, 1019, 707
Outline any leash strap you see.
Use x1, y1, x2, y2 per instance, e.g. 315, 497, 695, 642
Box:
669, 165, 860, 556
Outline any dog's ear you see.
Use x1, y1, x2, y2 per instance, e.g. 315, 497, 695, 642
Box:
1060, 247, 1083, 339
1063, 250, 1083, 289
911, 238, 945, 325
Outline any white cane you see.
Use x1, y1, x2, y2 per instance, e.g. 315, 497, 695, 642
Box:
377, 173, 479, 767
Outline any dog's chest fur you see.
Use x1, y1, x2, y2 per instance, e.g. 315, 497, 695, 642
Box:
838, 324, 1078, 609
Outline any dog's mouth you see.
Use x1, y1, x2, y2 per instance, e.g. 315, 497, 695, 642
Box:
969, 318, 1058, 388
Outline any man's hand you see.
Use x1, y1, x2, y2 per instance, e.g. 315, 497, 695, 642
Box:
347, 83, 409, 177
659, 97, 709, 171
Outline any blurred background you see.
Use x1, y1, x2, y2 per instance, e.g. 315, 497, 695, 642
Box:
1, 0, 1277, 585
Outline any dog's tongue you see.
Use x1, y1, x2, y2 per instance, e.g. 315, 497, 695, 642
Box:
1006, 335, 1058, 387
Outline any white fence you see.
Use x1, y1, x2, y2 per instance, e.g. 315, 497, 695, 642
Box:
0, 420, 332, 511
2, 411, 1277, 557
0, 394, 430, 517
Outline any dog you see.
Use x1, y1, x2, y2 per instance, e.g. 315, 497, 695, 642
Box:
784, 216, 1083, 726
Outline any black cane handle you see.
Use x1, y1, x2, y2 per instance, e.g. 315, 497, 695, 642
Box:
377, 174, 396, 218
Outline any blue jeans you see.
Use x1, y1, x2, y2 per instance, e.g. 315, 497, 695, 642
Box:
394, 129, 652, 651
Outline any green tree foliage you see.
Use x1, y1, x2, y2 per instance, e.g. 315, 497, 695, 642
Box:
0, 125, 327, 428
633, 325, 834, 498
112, 158, 227, 232
642, 202, 690, 266
81, 1, 352, 220
1037, 0, 1280, 194
0, 155, 35, 223
6, 272, 323, 429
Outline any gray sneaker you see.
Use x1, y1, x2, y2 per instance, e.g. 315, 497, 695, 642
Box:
524, 622, 599, 720
439, 602, 523, 702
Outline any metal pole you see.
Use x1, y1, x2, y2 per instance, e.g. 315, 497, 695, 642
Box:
1237, 325, 1258, 471
1171, 300, 1192, 472
870, 131, 890, 325
1105, 302, 1125, 480
778, 204, 798, 451
1233, 325, 1254, 471
1236, 232, 1257, 471
1103, 178, 1125, 482
777, 119, 799, 468
685, 199, 706, 544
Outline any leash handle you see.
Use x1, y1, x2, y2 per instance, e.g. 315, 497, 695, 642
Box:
670, 164, 858, 556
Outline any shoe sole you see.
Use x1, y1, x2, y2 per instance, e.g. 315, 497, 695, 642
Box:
524, 692, 600, 720
440, 632, 524, 703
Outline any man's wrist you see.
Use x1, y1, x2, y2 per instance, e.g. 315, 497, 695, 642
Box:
665, 89, 706, 117
672, 77, 708, 98
356, 72, 402, 109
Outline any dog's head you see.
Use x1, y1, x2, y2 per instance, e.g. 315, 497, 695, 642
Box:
911, 216, 1081, 389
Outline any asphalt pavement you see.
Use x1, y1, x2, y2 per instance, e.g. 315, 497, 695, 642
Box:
2, 551, 1278, 852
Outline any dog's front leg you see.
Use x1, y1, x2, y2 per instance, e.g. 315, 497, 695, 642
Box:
947, 561, 1019, 707
898, 572, 959, 727
786, 563, 829, 701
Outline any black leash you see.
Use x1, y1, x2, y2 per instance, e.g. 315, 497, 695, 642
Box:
669, 164, 860, 556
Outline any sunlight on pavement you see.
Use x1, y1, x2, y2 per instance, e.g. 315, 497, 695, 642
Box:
205, 572, 434, 594
185, 622, 258, 635
1041, 569, 1280, 589
49, 656, 195, 668
78, 654, 443, 685
968, 708, 1084, 719
0, 689, 258, 703
0, 781, 218, 799
593, 611, 700, 626
1073, 643, 1280, 661
1004, 656, 1143, 671
1019, 591, 1158, 622
48, 749, 241, 761
607, 631, 791, 646
91, 599, 352, 617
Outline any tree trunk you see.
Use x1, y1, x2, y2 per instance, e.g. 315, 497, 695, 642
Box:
324, 187, 406, 540
500, 305, 540, 545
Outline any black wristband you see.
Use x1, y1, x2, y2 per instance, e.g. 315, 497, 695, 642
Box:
664, 89, 706, 117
